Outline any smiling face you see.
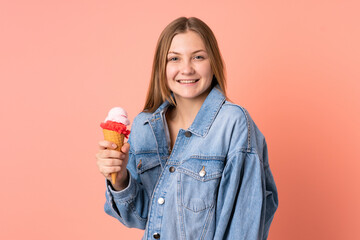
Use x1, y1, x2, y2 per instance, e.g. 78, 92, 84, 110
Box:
166, 31, 214, 104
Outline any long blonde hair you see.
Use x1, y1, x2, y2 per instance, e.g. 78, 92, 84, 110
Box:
143, 17, 227, 112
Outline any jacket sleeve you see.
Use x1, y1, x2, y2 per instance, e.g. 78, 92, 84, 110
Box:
103, 137, 149, 229
214, 140, 278, 240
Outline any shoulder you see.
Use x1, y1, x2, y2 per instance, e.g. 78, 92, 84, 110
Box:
131, 111, 153, 127
219, 101, 266, 156
217, 101, 252, 127
129, 111, 155, 136
128, 111, 158, 151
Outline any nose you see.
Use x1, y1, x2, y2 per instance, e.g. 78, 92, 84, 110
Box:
180, 59, 195, 75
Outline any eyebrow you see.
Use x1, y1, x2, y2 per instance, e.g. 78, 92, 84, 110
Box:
167, 49, 206, 55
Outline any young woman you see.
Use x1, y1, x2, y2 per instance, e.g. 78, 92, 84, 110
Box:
96, 17, 278, 240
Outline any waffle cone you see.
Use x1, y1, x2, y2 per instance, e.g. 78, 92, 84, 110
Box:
103, 129, 125, 184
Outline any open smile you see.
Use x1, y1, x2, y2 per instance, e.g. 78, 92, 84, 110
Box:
176, 79, 200, 84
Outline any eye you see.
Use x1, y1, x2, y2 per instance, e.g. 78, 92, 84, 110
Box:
168, 57, 178, 61
194, 55, 204, 60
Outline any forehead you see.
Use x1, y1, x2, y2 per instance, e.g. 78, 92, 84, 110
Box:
168, 31, 206, 52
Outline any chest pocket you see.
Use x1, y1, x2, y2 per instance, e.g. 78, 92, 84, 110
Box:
178, 156, 225, 212
135, 153, 161, 197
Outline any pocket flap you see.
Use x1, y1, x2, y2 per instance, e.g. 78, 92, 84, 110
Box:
178, 156, 225, 181
136, 153, 161, 174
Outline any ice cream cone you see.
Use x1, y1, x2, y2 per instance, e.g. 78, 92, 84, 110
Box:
103, 129, 125, 184
100, 107, 130, 185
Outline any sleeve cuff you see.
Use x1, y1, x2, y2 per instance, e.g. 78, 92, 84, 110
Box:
106, 171, 137, 203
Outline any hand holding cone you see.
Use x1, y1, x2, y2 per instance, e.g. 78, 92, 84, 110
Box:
100, 107, 130, 185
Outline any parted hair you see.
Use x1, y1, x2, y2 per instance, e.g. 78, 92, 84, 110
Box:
143, 17, 227, 113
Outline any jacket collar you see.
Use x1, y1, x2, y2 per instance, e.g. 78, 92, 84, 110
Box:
145, 86, 226, 137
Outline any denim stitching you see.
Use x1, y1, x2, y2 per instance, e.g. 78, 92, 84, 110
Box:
177, 168, 223, 181
134, 150, 158, 154
128, 202, 147, 222
189, 155, 226, 161
182, 203, 213, 213
137, 159, 161, 173
200, 205, 215, 240
239, 106, 251, 152
223, 102, 252, 152
177, 173, 187, 240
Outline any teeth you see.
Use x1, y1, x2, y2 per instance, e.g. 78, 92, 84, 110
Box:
178, 79, 198, 83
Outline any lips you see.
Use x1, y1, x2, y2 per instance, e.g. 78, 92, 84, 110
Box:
176, 79, 199, 84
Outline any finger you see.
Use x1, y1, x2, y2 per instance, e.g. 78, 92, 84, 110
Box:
98, 140, 118, 150
118, 153, 126, 160
98, 149, 121, 159
101, 166, 121, 175
99, 158, 122, 167
121, 142, 130, 153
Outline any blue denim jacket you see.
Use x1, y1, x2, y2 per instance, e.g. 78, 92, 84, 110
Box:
104, 86, 278, 239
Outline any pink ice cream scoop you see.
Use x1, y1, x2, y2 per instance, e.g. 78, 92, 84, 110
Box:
100, 107, 130, 137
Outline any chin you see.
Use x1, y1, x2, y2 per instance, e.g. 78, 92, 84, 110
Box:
176, 90, 210, 101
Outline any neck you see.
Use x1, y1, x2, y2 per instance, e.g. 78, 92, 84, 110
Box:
169, 91, 209, 129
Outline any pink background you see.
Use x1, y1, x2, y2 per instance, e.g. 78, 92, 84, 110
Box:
1, 0, 359, 239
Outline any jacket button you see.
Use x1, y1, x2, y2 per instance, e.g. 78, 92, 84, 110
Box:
184, 131, 192, 137
199, 166, 206, 177
199, 170, 206, 177
169, 166, 175, 172
153, 233, 160, 239
157, 197, 165, 205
